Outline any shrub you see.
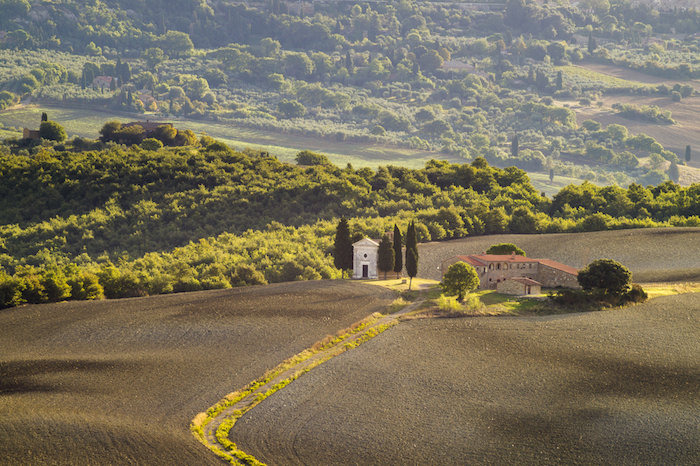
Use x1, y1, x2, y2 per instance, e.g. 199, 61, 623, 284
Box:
437, 294, 462, 311
141, 138, 163, 151
624, 283, 648, 303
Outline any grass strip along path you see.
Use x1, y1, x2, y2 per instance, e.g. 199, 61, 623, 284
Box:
191, 285, 429, 465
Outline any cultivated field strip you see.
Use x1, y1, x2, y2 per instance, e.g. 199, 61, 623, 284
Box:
229, 293, 700, 465
192, 286, 428, 465
0, 281, 395, 465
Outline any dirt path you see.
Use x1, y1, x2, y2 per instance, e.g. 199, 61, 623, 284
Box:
194, 285, 429, 465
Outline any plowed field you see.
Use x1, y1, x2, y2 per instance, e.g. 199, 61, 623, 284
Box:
0, 281, 396, 465
230, 293, 700, 465
416, 227, 700, 283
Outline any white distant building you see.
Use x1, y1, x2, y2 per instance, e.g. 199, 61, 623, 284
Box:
352, 238, 379, 279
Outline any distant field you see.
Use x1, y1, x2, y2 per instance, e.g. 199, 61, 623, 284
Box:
528, 172, 598, 197
572, 62, 700, 166
0, 103, 456, 169
231, 292, 700, 465
558, 64, 643, 88
417, 227, 700, 282
0, 281, 395, 465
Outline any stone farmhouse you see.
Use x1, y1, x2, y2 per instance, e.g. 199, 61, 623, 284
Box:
441, 253, 579, 294
93, 76, 118, 90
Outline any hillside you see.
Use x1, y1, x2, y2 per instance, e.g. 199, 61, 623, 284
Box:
0, 280, 395, 465
417, 227, 700, 283
229, 292, 700, 465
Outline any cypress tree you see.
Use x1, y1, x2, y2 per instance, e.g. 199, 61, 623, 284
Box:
393, 224, 403, 278
346, 51, 354, 74
405, 221, 419, 290
377, 235, 395, 280
333, 217, 353, 278
668, 161, 680, 183
556, 70, 563, 90
406, 248, 418, 291
686, 145, 691, 162
587, 32, 597, 54
511, 134, 519, 158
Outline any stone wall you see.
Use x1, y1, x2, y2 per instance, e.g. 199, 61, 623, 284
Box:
538, 265, 580, 289
497, 279, 541, 295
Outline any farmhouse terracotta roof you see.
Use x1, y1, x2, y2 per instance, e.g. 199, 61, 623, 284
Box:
508, 277, 542, 286
536, 259, 579, 275
452, 254, 578, 275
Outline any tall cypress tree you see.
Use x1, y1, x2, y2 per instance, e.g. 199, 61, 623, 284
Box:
334, 217, 353, 278
686, 145, 691, 162
393, 223, 403, 278
346, 51, 354, 74
405, 221, 419, 290
377, 235, 395, 280
511, 134, 519, 158
587, 32, 597, 54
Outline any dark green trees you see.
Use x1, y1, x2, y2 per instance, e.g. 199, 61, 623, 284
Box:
393, 224, 403, 278
511, 134, 519, 158
577, 259, 632, 296
587, 32, 597, 54
334, 217, 353, 278
441, 262, 479, 301
405, 221, 418, 290
39, 120, 66, 142
377, 235, 395, 280
686, 145, 691, 163
487, 243, 525, 256
668, 161, 680, 183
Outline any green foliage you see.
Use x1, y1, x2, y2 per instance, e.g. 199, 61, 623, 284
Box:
39, 121, 67, 142
377, 235, 395, 279
393, 224, 403, 277
487, 243, 525, 256
334, 217, 353, 277
441, 262, 479, 301
295, 150, 331, 166
578, 258, 632, 296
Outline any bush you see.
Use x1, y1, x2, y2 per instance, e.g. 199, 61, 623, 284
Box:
624, 283, 648, 303
141, 138, 164, 150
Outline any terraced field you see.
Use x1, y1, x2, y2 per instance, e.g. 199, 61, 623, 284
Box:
0, 281, 396, 465
230, 293, 700, 465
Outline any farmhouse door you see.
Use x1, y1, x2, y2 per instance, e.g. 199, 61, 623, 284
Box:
362, 264, 369, 278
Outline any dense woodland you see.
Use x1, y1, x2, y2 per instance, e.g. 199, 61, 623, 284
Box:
1, 143, 700, 308
1, 0, 700, 185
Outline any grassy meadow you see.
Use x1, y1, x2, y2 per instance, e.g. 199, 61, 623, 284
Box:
0, 103, 454, 169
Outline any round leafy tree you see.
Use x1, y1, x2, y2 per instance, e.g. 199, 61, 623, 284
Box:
39, 121, 67, 142
441, 262, 480, 301
577, 259, 632, 296
486, 243, 525, 256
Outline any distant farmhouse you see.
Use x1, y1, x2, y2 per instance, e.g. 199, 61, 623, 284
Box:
93, 76, 118, 90
441, 253, 579, 295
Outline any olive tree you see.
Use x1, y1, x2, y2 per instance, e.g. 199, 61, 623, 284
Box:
441, 262, 480, 301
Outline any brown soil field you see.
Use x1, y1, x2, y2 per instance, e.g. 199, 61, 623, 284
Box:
0, 281, 396, 465
416, 227, 700, 283
572, 63, 700, 170
229, 292, 700, 465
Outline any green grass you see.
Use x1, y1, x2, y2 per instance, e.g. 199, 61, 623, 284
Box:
557, 65, 643, 88
0, 103, 460, 169
641, 282, 700, 300
529, 172, 604, 198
